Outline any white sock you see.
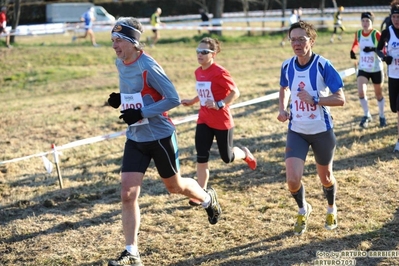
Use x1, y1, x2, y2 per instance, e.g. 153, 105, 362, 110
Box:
298, 202, 307, 215
126, 245, 138, 255
378, 97, 385, 118
201, 193, 211, 208
359, 98, 369, 116
327, 205, 337, 214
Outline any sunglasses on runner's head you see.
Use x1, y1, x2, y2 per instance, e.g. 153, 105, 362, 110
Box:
289, 36, 311, 44
196, 49, 214, 55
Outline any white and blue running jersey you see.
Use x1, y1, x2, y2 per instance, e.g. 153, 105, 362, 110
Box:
386, 26, 399, 79
280, 54, 344, 134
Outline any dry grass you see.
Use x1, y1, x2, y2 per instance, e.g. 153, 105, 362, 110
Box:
1, 18, 398, 266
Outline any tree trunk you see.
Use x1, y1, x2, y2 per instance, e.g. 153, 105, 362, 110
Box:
261, 0, 271, 36
241, 0, 251, 36
193, 0, 209, 12
10, 0, 21, 44
211, 0, 224, 36
319, 0, 326, 26
280, 0, 287, 27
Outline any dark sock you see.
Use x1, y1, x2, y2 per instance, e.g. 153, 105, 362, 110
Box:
323, 183, 336, 206
291, 184, 305, 209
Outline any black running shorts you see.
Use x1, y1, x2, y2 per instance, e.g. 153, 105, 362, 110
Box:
121, 132, 180, 178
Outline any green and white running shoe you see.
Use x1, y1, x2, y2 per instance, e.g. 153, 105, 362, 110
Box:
294, 203, 312, 235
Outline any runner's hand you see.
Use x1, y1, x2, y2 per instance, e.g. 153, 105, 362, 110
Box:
383, 56, 393, 65
108, 92, 121, 109
363, 47, 375, 53
119, 109, 143, 125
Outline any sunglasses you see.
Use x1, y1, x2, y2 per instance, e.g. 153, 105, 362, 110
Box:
196, 49, 214, 55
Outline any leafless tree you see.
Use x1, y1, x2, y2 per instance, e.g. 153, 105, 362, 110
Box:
233, 0, 259, 36
191, 0, 223, 35
236, 0, 274, 36
273, 0, 287, 27
257, 0, 273, 36
192, 0, 209, 13
9, 0, 20, 44
316, 0, 328, 27
210, 0, 224, 36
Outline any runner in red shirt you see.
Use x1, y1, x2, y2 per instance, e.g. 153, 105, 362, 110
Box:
0, 6, 10, 48
181, 37, 257, 206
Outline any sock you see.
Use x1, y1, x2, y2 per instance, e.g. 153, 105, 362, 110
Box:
201, 193, 211, 208
291, 184, 306, 211
378, 97, 385, 118
323, 180, 337, 206
298, 204, 308, 215
327, 205, 337, 214
359, 98, 369, 117
126, 245, 138, 255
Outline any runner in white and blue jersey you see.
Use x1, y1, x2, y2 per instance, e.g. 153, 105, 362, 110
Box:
277, 20, 345, 236
376, 0, 399, 152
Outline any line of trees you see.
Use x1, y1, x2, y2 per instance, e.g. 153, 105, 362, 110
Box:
203, 0, 330, 35
3, 0, 353, 43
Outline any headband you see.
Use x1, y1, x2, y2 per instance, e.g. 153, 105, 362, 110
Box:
361, 12, 373, 22
111, 23, 141, 45
391, 5, 399, 15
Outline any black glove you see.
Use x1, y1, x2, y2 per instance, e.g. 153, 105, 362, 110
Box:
119, 109, 143, 125
383, 55, 393, 65
108, 92, 121, 109
350, 50, 357, 60
363, 47, 375, 53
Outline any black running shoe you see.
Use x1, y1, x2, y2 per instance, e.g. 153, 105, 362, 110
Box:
205, 187, 222, 224
359, 116, 372, 128
108, 250, 142, 266
379, 117, 387, 127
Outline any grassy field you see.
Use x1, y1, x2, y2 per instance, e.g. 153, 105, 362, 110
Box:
1, 16, 398, 266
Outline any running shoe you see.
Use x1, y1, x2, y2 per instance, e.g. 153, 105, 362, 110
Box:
108, 250, 142, 266
205, 187, 222, 225
359, 116, 372, 128
294, 203, 312, 235
379, 117, 387, 127
242, 147, 257, 170
325, 212, 338, 230
393, 141, 399, 153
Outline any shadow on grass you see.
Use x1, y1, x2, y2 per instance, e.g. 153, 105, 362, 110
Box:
167, 208, 399, 266
2, 205, 120, 245
1, 70, 398, 264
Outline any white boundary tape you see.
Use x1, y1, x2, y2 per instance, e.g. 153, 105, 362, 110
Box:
0, 67, 355, 166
